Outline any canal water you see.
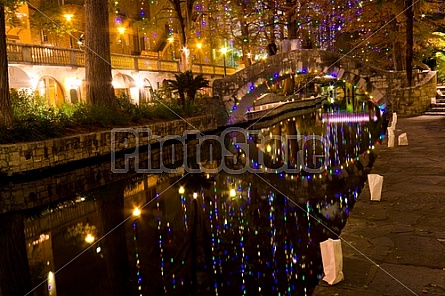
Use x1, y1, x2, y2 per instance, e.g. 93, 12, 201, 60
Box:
0, 103, 385, 296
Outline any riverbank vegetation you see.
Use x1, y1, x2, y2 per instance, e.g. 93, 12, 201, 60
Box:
0, 89, 226, 144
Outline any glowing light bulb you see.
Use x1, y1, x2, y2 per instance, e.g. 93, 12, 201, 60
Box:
133, 207, 141, 217
85, 234, 95, 244
229, 188, 236, 197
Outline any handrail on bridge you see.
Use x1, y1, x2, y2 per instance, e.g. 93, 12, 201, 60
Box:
6, 42, 236, 76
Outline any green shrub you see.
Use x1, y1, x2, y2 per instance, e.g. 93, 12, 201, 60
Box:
0, 89, 226, 144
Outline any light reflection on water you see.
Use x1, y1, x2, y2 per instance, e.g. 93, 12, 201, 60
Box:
3, 105, 384, 296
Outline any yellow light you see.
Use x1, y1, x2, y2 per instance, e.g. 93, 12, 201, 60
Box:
196, 42, 202, 49
117, 27, 126, 35
193, 192, 198, 199
85, 234, 95, 244
133, 207, 141, 217
178, 186, 185, 194
48, 271, 56, 293
229, 188, 236, 197
168, 37, 174, 43
220, 47, 227, 55
266, 144, 272, 153
64, 77, 81, 89
63, 14, 73, 22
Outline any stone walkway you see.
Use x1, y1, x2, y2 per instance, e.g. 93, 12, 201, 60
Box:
313, 115, 445, 296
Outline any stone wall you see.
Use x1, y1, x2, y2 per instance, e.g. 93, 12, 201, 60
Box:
391, 71, 437, 116
0, 115, 217, 176
0, 136, 222, 213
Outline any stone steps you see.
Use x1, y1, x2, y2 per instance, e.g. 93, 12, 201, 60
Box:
424, 105, 445, 115
424, 87, 445, 115
424, 111, 445, 115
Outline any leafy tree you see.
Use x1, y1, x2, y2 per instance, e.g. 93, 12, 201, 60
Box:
29, 2, 79, 47
223, 0, 273, 65
165, 71, 209, 105
339, 0, 445, 73
167, 0, 196, 70
85, 0, 115, 107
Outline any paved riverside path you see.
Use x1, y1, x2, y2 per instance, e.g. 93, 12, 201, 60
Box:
313, 115, 445, 296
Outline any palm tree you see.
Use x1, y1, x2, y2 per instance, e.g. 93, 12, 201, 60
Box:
165, 71, 209, 106
165, 72, 188, 106
186, 73, 209, 102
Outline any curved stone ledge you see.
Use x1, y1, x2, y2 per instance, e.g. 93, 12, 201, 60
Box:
0, 115, 217, 176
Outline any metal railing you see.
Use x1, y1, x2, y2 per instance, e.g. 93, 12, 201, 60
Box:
6, 43, 236, 75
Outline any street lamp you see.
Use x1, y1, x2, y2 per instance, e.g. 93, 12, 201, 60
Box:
85, 234, 95, 244
220, 47, 227, 77
133, 207, 141, 217
168, 37, 175, 60
63, 14, 74, 49
196, 42, 202, 65
117, 27, 126, 53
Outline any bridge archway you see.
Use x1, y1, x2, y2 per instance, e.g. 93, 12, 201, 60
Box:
213, 49, 432, 122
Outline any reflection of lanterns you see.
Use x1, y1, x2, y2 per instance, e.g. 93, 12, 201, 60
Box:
193, 192, 198, 199
229, 188, 236, 197
179, 186, 185, 194
133, 207, 141, 217
48, 271, 56, 295
85, 234, 95, 244
266, 144, 272, 153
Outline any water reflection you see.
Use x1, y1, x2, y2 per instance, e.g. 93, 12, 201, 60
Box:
0, 105, 384, 296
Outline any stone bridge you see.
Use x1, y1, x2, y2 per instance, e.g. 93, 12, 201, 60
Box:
213, 50, 436, 122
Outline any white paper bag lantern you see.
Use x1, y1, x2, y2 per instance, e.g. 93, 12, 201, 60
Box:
387, 127, 395, 148
368, 174, 384, 201
320, 238, 344, 285
398, 133, 408, 146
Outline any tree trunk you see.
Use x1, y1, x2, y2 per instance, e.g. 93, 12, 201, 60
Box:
390, 15, 404, 71
0, 213, 32, 296
287, 13, 297, 39
170, 0, 192, 71
240, 21, 251, 66
0, 5, 13, 127
405, 0, 414, 86
85, 0, 115, 106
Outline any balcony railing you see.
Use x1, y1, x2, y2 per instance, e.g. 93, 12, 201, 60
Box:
6, 43, 236, 75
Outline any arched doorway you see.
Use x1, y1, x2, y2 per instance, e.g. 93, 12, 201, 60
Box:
8, 66, 33, 90
139, 78, 153, 103
36, 76, 64, 107
113, 73, 137, 98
